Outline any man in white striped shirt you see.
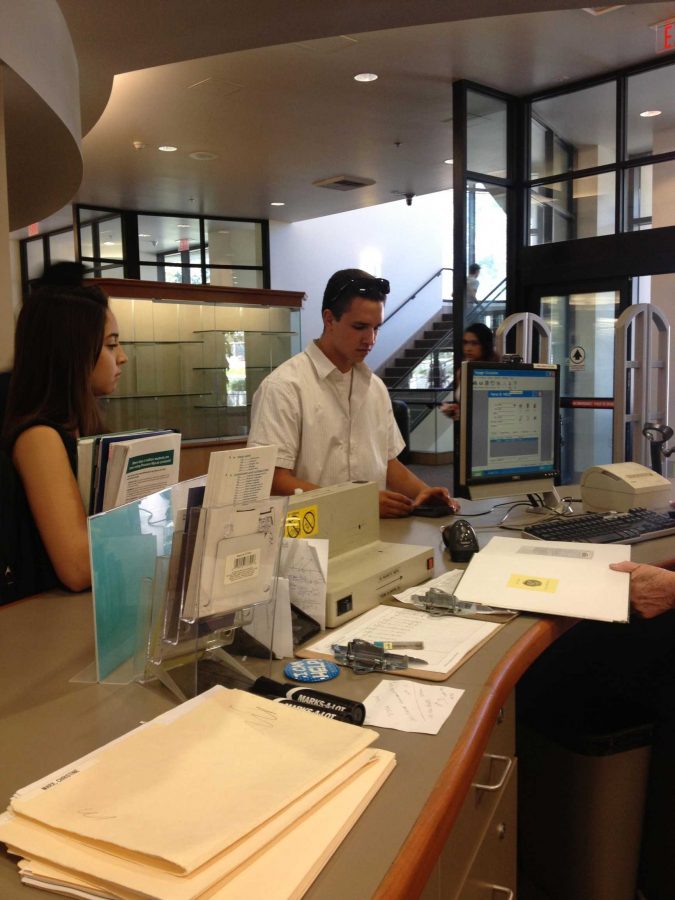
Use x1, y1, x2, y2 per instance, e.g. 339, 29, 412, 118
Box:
248, 269, 459, 518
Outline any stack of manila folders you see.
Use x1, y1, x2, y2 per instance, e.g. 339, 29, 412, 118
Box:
0, 687, 395, 899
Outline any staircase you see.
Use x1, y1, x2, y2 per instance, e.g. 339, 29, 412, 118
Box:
380, 308, 454, 389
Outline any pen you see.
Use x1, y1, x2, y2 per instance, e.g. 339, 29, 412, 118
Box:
372, 641, 424, 651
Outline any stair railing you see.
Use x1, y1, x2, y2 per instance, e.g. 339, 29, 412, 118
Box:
381, 267, 453, 326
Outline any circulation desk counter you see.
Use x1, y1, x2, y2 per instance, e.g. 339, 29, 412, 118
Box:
3, 511, 667, 900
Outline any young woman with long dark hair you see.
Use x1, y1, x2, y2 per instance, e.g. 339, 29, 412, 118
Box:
1, 274, 127, 601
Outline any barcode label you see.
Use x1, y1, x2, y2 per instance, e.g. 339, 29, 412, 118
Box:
223, 548, 261, 585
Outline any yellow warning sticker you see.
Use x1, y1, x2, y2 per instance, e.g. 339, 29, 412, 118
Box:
507, 573, 558, 593
284, 504, 318, 538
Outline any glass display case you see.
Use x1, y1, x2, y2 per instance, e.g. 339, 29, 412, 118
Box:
95, 279, 304, 442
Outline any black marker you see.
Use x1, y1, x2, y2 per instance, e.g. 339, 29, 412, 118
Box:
251, 676, 366, 725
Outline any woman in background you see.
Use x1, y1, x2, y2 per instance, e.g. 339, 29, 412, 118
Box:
440, 321, 498, 420
1, 269, 127, 601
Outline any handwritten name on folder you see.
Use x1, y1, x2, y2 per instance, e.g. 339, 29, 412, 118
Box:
0, 687, 395, 899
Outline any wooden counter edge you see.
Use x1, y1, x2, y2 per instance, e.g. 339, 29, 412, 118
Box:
373, 616, 576, 900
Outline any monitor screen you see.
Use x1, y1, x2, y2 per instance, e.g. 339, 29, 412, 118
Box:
457, 361, 560, 502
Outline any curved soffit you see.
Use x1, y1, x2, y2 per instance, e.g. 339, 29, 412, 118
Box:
4, 70, 82, 230
0, 0, 82, 227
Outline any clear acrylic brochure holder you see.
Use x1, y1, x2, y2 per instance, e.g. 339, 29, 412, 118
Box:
80, 477, 285, 701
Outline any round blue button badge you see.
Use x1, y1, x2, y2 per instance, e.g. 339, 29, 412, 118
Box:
284, 659, 340, 683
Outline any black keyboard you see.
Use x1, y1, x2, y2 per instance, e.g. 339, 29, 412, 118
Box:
522, 507, 675, 544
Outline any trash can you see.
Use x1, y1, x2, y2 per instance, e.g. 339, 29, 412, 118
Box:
518, 703, 653, 900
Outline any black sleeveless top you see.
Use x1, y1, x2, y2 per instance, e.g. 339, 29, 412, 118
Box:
1, 420, 77, 604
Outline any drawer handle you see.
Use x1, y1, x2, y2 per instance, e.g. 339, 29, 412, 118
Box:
472, 753, 513, 792
483, 885, 514, 899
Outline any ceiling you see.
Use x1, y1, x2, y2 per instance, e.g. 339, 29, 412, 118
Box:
28, 0, 675, 235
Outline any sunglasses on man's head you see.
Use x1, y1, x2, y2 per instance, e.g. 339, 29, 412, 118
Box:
325, 277, 390, 309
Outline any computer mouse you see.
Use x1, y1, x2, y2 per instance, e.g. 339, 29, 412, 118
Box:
442, 519, 479, 563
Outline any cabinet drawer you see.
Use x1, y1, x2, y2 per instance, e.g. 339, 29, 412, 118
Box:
484, 694, 515, 758
458, 758, 517, 900
435, 752, 516, 899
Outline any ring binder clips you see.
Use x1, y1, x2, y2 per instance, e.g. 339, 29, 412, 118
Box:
410, 587, 501, 617
332, 638, 426, 674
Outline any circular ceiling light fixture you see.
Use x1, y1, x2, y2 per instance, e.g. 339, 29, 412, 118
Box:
354, 72, 378, 82
158, 145, 178, 152
189, 151, 218, 160
444, 159, 453, 165
640, 109, 662, 118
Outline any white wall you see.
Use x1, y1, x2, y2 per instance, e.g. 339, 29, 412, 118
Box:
269, 190, 452, 371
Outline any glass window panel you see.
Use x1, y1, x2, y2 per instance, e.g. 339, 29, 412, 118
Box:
48, 230, 75, 264
625, 159, 675, 231
627, 63, 675, 158
86, 265, 124, 279
560, 408, 613, 483
98, 217, 123, 259
80, 224, 94, 258
78, 210, 123, 261
137, 215, 201, 262
530, 82, 616, 178
466, 90, 507, 178
529, 173, 615, 244
205, 220, 262, 266
207, 268, 263, 289
25, 239, 44, 279
466, 180, 507, 323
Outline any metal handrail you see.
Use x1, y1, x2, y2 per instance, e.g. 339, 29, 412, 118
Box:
386, 280, 507, 390
382, 267, 453, 325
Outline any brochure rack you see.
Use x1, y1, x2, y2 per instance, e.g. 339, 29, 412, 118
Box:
84, 477, 286, 700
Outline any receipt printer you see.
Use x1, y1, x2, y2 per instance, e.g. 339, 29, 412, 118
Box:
580, 462, 671, 512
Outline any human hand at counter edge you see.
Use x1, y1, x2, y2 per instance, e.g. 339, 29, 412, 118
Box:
609, 560, 675, 619
410, 486, 461, 513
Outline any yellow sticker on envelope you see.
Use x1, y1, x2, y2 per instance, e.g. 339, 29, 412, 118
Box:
507, 573, 558, 593
284, 504, 318, 538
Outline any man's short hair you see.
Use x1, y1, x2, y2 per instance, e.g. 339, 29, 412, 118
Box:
322, 268, 390, 319
468, 263, 481, 276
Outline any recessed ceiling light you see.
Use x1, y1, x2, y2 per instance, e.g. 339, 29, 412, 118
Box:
176, 224, 192, 229
158, 145, 178, 152
444, 159, 453, 165
354, 72, 378, 83
189, 151, 218, 161
102, 241, 116, 246
640, 109, 662, 118
138, 233, 151, 238
270, 202, 285, 207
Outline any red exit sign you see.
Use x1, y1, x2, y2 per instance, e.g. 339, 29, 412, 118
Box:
655, 18, 675, 53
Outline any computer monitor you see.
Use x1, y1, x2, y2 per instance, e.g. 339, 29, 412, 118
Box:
456, 360, 561, 504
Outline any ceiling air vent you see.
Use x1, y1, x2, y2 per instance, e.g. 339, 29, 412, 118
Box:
313, 175, 375, 191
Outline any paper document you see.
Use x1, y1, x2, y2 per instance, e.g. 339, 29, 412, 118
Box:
304, 604, 500, 676
10, 687, 377, 875
393, 569, 463, 605
455, 536, 631, 622
4, 749, 395, 900
203, 445, 277, 508
280, 538, 328, 630
364, 680, 465, 734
